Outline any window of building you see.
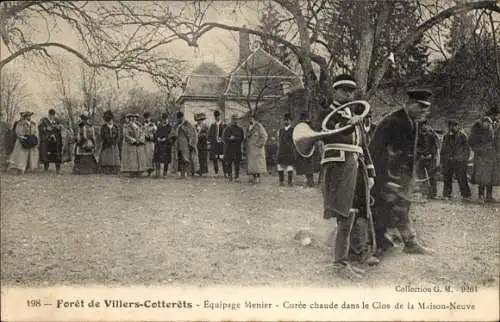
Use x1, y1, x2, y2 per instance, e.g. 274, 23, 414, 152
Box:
241, 80, 250, 96
281, 81, 291, 95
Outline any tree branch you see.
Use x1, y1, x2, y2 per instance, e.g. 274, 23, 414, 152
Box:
367, 0, 500, 98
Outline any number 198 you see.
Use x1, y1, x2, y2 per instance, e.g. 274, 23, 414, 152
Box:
27, 299, 41, 307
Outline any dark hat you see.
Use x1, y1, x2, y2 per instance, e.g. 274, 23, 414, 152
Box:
20, 111, 34, 117
213, 110, 220, 117
126, 113, 138, 118
487, 105, 499, 116
48, 109, 56, 115
176, 111, 184, 119
407, 89, 432, 106
143, 111, 151, 119
447, 119, 459, 126
80, 110, 90, 119
194, 113, 206, 121
332, 74, 357, 90
103, 110, 114, 120
283, 112, 292, 121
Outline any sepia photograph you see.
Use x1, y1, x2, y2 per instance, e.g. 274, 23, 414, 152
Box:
1, 0, 499, 321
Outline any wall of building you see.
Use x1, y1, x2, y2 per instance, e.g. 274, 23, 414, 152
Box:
181, 99, 254, 125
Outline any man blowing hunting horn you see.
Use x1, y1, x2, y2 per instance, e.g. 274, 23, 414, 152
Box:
313, 74, 377, 280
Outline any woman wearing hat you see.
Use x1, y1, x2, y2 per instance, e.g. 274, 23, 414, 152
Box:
99, 110, 122, 174
194, 113, 209, 176
121, 113, 148, 176
245, 113, 268, 183
143, 112, 157, 176
8, 111, 39, 173
73, 111, 98, 174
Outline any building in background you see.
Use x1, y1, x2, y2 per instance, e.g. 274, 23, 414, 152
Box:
177, 30, 303, 125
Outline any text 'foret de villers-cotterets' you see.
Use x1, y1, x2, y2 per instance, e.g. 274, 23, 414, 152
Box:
103, 299, 193, 308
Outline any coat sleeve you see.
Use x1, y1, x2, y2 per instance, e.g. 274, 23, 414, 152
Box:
123, 125, 136, 144
256, 123, 268, 147
457, 132, 471, 162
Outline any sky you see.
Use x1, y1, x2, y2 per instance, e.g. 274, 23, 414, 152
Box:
1, 1, 264, 120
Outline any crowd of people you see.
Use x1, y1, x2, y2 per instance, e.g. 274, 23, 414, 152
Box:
5, 74, 499, 280
6, 109, 281, 183
309, 73, 500, 280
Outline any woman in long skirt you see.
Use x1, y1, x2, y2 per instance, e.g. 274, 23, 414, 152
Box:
143, 112, 157, 176
121, 113, 148, 177
73, 111, 98, 174
99, 110, 121, 174
195, 113, 209, 176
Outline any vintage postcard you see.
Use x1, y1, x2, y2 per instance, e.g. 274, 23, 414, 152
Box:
1, 1, 499, 321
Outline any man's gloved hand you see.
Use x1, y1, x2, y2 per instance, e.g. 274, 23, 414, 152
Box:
368, 177, 375, 190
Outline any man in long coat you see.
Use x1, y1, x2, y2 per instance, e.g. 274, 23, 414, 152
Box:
38, 109, 63, 173
246, 113, 268, 184
440, 119, 471, 200
153, 113, 172, 178
276, 112, 296, 186
369, 89, 435, 256
208, 110, 227, 177
8, 111, 39, 173
223, 114, 245, 182
169, 111, 199, 179
468, 106, 499, 202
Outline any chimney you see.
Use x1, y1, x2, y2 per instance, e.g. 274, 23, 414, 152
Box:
239, 26, 250, 64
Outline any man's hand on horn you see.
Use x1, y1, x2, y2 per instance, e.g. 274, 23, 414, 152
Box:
347, 115, 364, 125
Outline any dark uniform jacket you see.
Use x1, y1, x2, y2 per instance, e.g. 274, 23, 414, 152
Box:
369, 108, 417, 192
317, 102, 375, 219
440, 130, 470, 163
223, 124, 244, 162
208, 121, 226, 159
276, 125, 296, 166
38, 117, 63, 163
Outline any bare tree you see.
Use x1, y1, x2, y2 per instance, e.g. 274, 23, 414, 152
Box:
0, 1, 187, 87
0, 68, 30, 125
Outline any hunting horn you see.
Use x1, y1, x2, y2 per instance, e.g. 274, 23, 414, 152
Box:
292, 100, 371, 158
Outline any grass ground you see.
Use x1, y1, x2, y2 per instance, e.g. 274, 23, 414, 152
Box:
1, 165, 498, 289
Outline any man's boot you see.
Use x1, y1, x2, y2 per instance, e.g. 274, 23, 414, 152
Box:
403, 239, 435, 255
485, 186, 495, 203
333, 262, 363, 280
478, 185, 485, 200
360, 252, 380, 266
278, 171, 285, 186
287, 171, 293, 186
306, 174, 314, 187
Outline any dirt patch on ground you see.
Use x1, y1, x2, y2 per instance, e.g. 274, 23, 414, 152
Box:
1, 167, 498, 289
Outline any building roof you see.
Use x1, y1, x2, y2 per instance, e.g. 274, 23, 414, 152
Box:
177, 48, 302, 103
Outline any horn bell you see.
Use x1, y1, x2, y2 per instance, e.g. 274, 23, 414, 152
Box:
292, 122, 318, 158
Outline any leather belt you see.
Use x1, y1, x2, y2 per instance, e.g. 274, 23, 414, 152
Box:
321, 143, 363, 164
